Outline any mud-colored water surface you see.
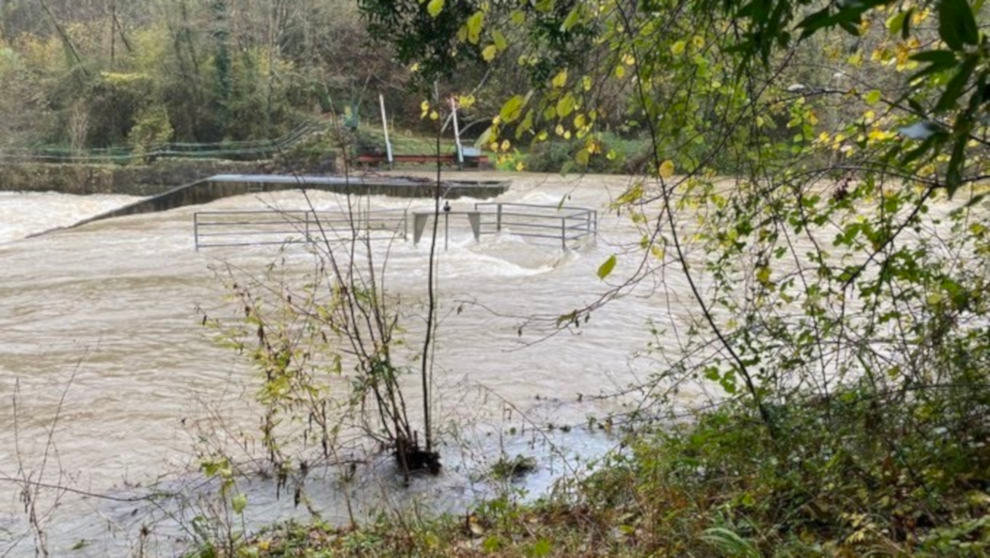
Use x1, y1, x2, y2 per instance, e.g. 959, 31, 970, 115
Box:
1, 173, 717, 556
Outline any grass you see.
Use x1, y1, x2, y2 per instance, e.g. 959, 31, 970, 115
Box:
204, 383, 989, 557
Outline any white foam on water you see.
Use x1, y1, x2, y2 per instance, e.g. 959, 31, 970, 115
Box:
0, 191, 142, 243
0, 174, 696, 556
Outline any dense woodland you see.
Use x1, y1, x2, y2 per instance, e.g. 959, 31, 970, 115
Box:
0, 0, 927, 170
0, 0, 430, 150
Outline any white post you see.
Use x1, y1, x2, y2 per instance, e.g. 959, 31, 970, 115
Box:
379, 93, 393, 168
450, 97, 464, 167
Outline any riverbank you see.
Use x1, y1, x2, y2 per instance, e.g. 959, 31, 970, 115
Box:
0, 159, 263, 196
221, 390, 989, 557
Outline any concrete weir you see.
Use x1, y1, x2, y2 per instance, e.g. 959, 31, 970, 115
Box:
63, 174, 511, 230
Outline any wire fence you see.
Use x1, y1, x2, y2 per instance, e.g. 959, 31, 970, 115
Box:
0, 121, 326, 164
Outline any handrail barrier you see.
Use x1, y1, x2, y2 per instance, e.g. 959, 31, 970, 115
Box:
193, 202, 597, 251
194, 208, 408, 250
473, 202, 597, 249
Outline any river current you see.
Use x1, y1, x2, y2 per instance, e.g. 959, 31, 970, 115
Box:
0, 172, 716, 556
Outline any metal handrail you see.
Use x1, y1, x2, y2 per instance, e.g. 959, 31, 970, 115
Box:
473, 201, 597, 249
194, 202, 597, 251
194, 208, 408, 250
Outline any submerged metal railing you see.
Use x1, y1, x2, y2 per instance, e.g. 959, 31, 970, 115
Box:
194, 202, 598, 251
193, 209, 408, 250
473, 202, 597, 249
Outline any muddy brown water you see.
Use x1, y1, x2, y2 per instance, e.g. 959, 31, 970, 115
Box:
0, 172, 732, 556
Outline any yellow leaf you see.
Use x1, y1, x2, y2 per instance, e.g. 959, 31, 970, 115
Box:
426, 0, 444, 17
499, 95, 525, 123
614, 65, 625, 78
756, 266, 771, 285
466, 11, 484, 43
670, 40, 686, 55
551, 69, 568, 88
659, 159, 675, 179
429, 110, 439, 120
556, 92, 576, 117
482, 44, 497, 62
515, 160, 525, 171
582, 76, 592, 91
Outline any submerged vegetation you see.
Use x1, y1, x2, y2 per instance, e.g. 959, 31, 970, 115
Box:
226, 389, 988, 556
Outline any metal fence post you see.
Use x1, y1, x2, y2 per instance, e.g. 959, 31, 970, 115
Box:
194, 213, 199, 251
561, 217, 567, 250
496, 203, 503, 232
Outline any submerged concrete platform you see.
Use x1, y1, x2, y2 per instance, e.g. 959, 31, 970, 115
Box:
62, 174, 510, 230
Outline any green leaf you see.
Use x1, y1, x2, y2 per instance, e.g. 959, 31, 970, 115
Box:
533, 0, 553, 12
232, 493, 247, 514
797, 7, 834, 38
938, 0, 979, 50
909, 50, 958, 81
493, 30, 507, 51
426, 0, 444, 17
909, 54, 958, 81
561, 6, 581, 31
935, 54, 977, 111
901, 8, 914, 39
466, 11, 483, 44
945, 125, 970, 195
515, 109, 534, 139
886, 10, 907, 34
756, 266, 772, 285
482, 45, 497, 62
910, 50, 957, 64
499, 95, 526, 123
527, 539, 552, 557
864, 89, 882, 105
597, 255, 616, 279
556, 92, 576, 118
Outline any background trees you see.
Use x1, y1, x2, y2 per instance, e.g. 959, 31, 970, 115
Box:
0, 0, 416, 148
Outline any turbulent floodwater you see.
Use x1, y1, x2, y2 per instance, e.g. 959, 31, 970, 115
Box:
0, 173, 715, 556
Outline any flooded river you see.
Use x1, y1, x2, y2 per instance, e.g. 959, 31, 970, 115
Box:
0, 172, 716, 556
